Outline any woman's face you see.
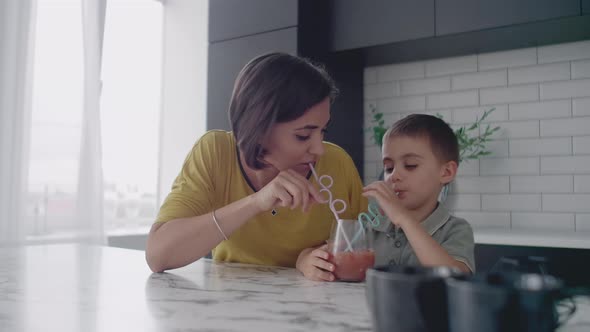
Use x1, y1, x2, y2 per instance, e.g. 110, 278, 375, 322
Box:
262, 97, 331, 176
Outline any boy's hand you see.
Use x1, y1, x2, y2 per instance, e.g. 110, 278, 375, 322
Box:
295, 245, 335, 282
362, 181, 411, 227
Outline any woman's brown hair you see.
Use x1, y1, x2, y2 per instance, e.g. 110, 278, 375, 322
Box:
229, 52, 338, 169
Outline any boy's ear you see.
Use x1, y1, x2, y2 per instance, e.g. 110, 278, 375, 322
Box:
440, 160, 458, 185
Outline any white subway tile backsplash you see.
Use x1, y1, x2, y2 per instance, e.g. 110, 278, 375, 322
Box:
573, 98, 590, 116
574, 175, 590, 193
488, 120, 539, 139
419, 109, 453, 121
478, 47, 537, 71
364, 176, 378, 185
510, 175, 573, 193
508, 63, 570, 85
400, 77, 450, 96
378, 62, 425, 82
382, 112, 400, 127
480, 157, 539, 175
484, 140, 509, 158
453, 176, 509, 193
453, 211, 511, 228
364, 145, 381, 163
573, 136, 590, 155
364, 41, 590, 235
482, 194, 541, 211
480, 84, 539, 105
541, 156, 590, 174
512, 213, 575, 231
427, 90, 478, 109
538, 40, 590, 64
364, 133, 373, 148
509, 137, 571, 156
541, 117, 590, 137
426, 55, 477, 77
378, 95, 426, 113
364, 162, 379, 179
457, 159, 479, 176
364, 68, 377, 85
452, 70, 507, 90
453, 105, 508, 124
509, 100, 571, 120
540, 79, 590, 100
576, 214, 590, 231
445, 194, 481, 211
364, 82, 399, 100
543, 194, 590, 213
572, 59, 590, 79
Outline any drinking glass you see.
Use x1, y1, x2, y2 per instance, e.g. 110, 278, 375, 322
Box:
327, 219, 375, 282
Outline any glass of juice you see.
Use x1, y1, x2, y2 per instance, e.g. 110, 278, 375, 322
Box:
327, 219, 375, 282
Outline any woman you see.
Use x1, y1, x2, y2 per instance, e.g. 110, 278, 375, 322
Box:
146, 53, 367, 281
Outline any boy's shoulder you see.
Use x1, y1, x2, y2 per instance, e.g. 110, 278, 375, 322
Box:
423, 204, 473, 238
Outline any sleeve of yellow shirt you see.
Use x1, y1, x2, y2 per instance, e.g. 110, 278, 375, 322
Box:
155, 131, 220, 223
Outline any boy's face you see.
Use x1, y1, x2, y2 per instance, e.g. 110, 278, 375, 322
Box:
382, 135, 457, 211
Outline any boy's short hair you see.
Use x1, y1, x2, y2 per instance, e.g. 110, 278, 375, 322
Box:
384, 114, 459, 164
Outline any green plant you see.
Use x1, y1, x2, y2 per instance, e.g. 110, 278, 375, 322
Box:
452, 108, 500, 163
366, 105, 500, 163
367, 103, 387, 148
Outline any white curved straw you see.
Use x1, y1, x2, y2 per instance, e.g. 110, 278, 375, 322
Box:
309, 163, 353, 252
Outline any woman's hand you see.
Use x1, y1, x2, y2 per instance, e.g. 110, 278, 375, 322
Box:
362, 181, 410, 227
296, 245, 335, 281
253, 169, 322, 213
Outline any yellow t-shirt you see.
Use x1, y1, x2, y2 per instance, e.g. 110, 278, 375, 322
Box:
156, 130, 368, 267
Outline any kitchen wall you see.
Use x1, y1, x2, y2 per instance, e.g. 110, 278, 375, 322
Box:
363, 40, 590, 233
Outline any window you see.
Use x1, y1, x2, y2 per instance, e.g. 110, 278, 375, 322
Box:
101, 0, 162, 231
27, 0, 163, 240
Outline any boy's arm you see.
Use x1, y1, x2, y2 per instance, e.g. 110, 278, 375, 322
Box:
362, 181, 471, 273
396, 216, 471, 273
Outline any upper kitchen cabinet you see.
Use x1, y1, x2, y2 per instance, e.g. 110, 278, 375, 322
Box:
209, 0, 297, 42
329, 0, 434, 51
207, 29, 297, 130
436, 0, 581, 36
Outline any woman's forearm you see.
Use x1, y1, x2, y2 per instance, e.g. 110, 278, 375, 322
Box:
146, 195, 262, 272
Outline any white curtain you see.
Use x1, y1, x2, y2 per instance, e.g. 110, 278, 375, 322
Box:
0, 0, 107, 245
0, 0, 37, 245
77, 0, 107, 244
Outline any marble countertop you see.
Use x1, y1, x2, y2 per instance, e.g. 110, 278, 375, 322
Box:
0, 244, 371, 331
0, 244, 588, 332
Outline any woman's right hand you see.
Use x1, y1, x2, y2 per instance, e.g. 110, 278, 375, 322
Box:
253, 169, 323, 213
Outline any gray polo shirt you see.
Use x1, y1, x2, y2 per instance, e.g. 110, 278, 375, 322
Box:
369, 203, 475, 272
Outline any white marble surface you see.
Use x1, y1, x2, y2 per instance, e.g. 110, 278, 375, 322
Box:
0, 244, 371, 332
0, 244, 588, 332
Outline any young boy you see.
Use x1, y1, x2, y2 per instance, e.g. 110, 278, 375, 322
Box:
363, 114, 475, 273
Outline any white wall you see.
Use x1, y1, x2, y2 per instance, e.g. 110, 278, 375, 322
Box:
158, 0, 209, 206
363, 40, 590, 234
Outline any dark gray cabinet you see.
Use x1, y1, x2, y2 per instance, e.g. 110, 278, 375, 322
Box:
329, 0, 434, 51
436, 0, 581, 36
207, 0, 299, 131
207, 28, 297, 130
583, 0, 590, 15
209, 0, 297, 42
